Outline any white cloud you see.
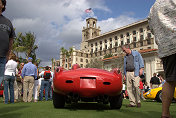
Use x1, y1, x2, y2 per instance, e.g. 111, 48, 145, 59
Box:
3, 0, 138, 66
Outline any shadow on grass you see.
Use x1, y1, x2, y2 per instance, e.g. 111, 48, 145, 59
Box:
0, 105, 29, 118
0, 113, 22, 118
64, 102, 111, 111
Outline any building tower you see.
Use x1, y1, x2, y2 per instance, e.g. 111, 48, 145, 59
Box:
81, 18, 101, 52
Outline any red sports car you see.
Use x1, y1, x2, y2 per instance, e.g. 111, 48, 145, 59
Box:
53, 64, 123, 109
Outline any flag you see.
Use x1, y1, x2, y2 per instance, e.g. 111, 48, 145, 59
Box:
85, 8, 92, 13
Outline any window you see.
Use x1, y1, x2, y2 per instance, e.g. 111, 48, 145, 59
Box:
126, 32, 130, 37
133, 37, 136, 42
147, 26, 150, 31
127, 39, 130, 44
133, 42, 136, 48
95, 48, 97, 52
100, 52, 102, 56
100, 47, 102, 50
110, 44, 112, 48
95, 53, 97, 56
139, 28, 143, 33
147, 33, 151, 38
105, 45, 107, 49
95, 42, 97, 46
120, 34, 123, 38
91, 49, 93, 53
133, 30, 136, 35
80, 64, 83, 68
81, 53, 83, 57
65, 64, 67, 68
86, 59, 88, 63
109, 38, 112, 42
100, 41, 102, 44
86, 54, 88, 58
91, 44, 93, 47
140, 35, 143, 40
104, 39, 107, 43
121, 41, 123, 45
80, 58, 83, 62
115, 42, 118, 46
140, 41, 143, 46
115, 36, 117, 40
147, 39, 151, 45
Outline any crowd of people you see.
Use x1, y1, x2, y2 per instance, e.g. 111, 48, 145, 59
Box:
1, 53, 53, 104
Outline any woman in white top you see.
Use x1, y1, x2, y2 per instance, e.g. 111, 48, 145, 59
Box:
4, 54, 18, 104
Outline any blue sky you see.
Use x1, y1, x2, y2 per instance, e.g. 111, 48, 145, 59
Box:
4, 0, 156, 66
94, 0, 155, 20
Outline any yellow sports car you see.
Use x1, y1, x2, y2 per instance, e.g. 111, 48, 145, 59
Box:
143, 87, 176, 102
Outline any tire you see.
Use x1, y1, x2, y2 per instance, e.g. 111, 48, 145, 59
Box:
156, 90, 162, 102
109, 93, 123, 109
53, 91, 65, 108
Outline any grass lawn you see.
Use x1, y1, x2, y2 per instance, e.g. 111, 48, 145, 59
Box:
0, 98, 175, 118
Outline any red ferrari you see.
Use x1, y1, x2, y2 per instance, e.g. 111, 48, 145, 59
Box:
53, 64, 123, 109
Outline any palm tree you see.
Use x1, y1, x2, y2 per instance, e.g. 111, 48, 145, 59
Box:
22, 32, 38, 58
12, 32, 40, 65
68, 47, 73, 68
65, 50, 70, 70
12, 32, 24, 57
60, 47, 67, 68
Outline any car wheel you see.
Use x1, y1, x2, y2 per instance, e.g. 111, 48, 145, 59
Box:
109, 93, 123, 109
53, 91, 65, 108
156, 90, 162, 102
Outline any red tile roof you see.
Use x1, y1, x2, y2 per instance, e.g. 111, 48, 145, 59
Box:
103, 49, 158, 61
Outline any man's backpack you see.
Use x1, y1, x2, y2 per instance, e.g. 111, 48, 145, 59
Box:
44, 70, 51, 80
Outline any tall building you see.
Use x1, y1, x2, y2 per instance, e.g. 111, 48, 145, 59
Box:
53, 17, 164, 86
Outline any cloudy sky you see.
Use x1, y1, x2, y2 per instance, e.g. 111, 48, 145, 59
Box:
3, 0, 155, 66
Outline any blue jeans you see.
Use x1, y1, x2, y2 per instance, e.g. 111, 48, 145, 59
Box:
39, 80, 49, 101
0, 57, 6, 85
48, 81, 52, 100
4, 75, 15, 104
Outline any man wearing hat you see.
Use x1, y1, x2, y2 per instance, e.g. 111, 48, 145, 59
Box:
21, 57, 37, 102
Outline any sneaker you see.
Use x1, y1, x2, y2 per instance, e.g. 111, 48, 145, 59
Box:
126, 104, 136, 107
34, 99, 37, 102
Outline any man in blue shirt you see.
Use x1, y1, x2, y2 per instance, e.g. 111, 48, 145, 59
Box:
122, 45, 144, 108
22, 57, 37, 102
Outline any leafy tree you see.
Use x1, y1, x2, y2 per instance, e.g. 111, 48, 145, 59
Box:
85, 58, 104, 69
103, 53, 114, 59
60, 47, 74, 69
12, 32, 40, 65
60, 47, 67, 68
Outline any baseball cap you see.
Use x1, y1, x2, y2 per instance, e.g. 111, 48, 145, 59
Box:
28, 57, 33, 60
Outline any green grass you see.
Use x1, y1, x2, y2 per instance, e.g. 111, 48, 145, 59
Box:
0, 98, 175, 118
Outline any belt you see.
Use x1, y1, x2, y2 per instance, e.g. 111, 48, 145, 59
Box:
127, 70, 134, 72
